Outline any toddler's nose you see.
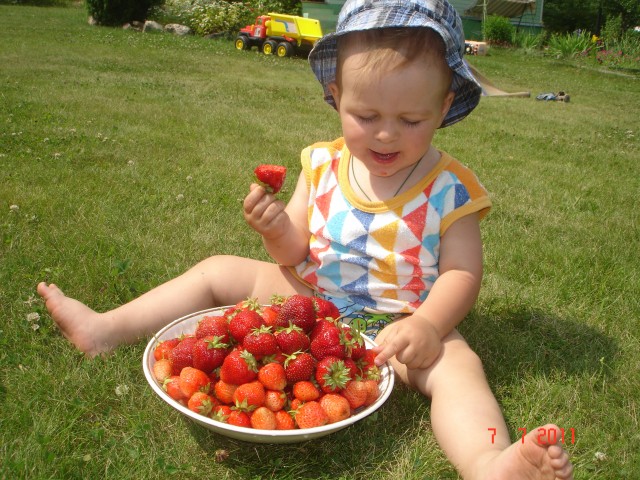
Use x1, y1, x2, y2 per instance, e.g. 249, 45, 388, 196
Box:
374, 121, 398, 143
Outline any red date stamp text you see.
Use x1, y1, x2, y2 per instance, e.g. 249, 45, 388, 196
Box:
488, 427, 576, 445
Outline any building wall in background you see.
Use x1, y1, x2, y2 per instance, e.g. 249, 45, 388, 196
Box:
302, 0, 544, 39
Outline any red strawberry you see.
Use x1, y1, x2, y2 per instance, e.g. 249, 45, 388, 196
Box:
213, 379, 238, 404
275, 324, 310, 354
192, 335, 229, 373
362, 379, 380, 406
188, 391, 217, 416
257, 362, 287, 391
260, 349, 287, 366
261, 305, 281, 328
233, 381, 266, 411
178, 367, 211, 398
315, 356, 351, 393
243, 325, 278, 359
292, 380, 320, 402
152, 358, 173, 382
224, 297, 261, 320
235, 297, 262, 311
284, 351, 316, 384
264, 390, 287, 412
344, 326, 366, 360
294, 401, 328, 429
254, 164, 287, 194
319, 393, 351, 424
343, 357, 359, 379
219, 349, 258, 385
227, 410, 251, 428
290, 398, 303, 411
310, 323, 346, 360
250, 406, 277, 430
358, 349, 381, 381
163, 375, 186, 403
212, 404, 232, 423
228, 309, 264, 344
153, 338, 180, 361
195, 315, 230, 343
169, 336, 198, 375
277, 294, 317, 333
310, 317, 338, 342
275, 410, 296, 430
342, 379, 369, 409
313, 297, 341, 320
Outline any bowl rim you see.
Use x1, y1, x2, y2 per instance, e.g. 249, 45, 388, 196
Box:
143, 306, 395, 441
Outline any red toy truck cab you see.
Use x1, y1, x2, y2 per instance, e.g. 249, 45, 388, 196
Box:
239, 15, 270, 40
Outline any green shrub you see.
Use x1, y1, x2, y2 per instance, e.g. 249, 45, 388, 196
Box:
512, 30, 544, 53
546, 31, 593, 59
155, 0, 255, 36
255, 0, 301, 16
483, 15, 515, 45
0, 0, 76, 5
86, 0, 162, 26
602, 14, 624, 48
596, 29, 640, 70
151, 0, 302, 37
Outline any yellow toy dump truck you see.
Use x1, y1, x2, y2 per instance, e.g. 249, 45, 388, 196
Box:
235, 13, 323, 57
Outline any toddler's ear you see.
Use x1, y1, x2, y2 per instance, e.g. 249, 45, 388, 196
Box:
440, 91, 456, 122
328, 82, 341, 109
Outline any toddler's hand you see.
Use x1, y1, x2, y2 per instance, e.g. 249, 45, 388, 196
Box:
371, 315, 442, 370
243, 184, 289, 238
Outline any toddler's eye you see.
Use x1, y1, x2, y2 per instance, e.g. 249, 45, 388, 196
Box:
356, 115, 376, 124
403, 119, 422, 127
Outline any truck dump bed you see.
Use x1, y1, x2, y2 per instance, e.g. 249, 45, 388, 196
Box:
266, 13, 323, 45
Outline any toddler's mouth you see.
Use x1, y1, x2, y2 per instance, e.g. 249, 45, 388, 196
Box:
371, 150, 399, 163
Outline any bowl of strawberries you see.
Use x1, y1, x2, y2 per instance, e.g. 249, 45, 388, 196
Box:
143, 294, 395, 443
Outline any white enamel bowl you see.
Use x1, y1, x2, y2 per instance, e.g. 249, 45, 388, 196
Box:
143, 306, 395, 443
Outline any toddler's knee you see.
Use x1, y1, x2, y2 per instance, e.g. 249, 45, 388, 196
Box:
198, 254, 237, 269
449, 341, 484, 371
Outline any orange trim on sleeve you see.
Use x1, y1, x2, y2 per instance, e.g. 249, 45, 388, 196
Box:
440, 158, 492, 235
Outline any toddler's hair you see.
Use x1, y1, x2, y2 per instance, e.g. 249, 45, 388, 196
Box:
335, 27, 453, 96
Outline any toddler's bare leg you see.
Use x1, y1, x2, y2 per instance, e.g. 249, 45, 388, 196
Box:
37, 255, 311, 357
378, 328, 573, 480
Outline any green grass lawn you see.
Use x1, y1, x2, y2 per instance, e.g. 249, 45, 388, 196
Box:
1, 5, 639, 479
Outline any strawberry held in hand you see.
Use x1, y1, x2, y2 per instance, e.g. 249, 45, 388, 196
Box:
254, 164, 287, 194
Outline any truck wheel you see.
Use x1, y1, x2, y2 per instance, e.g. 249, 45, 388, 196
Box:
262, 40, 277, 55
235, 36, 250, 51
276, 42, 294, 58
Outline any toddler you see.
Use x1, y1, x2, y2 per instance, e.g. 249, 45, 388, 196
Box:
38, 0, 573, 478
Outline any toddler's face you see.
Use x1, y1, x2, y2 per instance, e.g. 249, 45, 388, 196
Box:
330, 53, 454, 178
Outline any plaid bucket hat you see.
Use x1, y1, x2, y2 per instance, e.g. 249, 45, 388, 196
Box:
308, 0, 482, 128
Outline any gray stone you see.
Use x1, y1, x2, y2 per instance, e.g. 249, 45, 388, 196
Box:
143, 20, 164, 33
165, 24, 193, 36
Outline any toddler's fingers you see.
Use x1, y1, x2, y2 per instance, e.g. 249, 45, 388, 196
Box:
371, 335, 406, 367
243, 185, 265, 212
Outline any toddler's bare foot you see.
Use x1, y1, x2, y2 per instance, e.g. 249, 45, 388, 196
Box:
37, 282, 116, 357
479, 424, 573, 480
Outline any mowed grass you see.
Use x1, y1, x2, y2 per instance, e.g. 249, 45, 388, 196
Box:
1, 5, 639, 479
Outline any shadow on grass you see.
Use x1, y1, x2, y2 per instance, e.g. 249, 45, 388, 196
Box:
460, 305, 618, 383
175, 306, 616, 479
